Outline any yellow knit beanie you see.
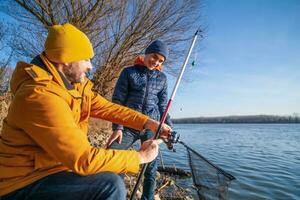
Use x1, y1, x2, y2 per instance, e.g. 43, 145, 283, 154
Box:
44, 23, 94, 63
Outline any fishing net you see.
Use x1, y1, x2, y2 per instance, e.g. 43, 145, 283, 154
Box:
156, 141, 235, 200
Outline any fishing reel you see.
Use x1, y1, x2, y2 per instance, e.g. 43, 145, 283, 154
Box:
164, 131, 180, 151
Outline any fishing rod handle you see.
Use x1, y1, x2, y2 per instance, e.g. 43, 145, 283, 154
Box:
129, 163, 148, 200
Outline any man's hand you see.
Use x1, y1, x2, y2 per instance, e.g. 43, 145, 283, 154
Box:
106, 130, 123, 148
160, 123, 172, 139
144, 118, 172, 139
138, 139, 163, 164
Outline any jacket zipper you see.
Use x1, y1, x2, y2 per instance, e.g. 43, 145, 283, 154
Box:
142, 71, 149, 114
80, 81, 89, 110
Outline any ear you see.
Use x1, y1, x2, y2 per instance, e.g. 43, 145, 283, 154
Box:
61, 63, 72, 70
55, 62, 70, 72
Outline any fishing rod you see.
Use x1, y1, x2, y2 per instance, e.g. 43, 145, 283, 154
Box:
130, 29, 201, 200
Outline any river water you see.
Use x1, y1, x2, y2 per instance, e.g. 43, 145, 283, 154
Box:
159, 124, 300, 200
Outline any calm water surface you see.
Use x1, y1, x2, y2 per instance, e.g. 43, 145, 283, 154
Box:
159, 124, 300, 200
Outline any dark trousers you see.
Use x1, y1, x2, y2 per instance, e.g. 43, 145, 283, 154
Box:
1, 171, 126, 200
109, 129, 158, 200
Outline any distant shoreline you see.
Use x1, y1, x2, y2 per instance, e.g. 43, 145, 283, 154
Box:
172, 122, 300, 124
172, 115, 300, 124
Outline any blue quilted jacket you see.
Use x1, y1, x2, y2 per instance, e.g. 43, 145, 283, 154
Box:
112, 64, 173, 131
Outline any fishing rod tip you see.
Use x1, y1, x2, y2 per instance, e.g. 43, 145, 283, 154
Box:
195, 28, 204, 38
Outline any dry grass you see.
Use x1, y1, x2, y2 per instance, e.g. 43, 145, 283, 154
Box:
88, 118, 112, 148
0, 93, 11, 131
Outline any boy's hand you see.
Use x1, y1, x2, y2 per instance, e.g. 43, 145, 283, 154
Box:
106, 130, 123, 148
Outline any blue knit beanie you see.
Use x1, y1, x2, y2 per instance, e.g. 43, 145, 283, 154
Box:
145, 40, 168, 60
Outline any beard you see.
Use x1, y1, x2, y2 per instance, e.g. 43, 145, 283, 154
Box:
62, 65, 84, 83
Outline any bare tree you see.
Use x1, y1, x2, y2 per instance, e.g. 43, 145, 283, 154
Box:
0, 21, 14, 94
2, 0, 203, 99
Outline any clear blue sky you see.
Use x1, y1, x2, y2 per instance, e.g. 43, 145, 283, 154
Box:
169, 0, 300, 118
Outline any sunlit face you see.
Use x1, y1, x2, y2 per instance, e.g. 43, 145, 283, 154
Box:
62, 59, 92, 83
144, 53, 165, 70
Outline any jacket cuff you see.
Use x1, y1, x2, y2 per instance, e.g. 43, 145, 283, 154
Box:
125, 151, 140, 173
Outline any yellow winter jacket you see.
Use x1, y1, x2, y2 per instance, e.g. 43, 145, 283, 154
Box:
0, 54, 148, 196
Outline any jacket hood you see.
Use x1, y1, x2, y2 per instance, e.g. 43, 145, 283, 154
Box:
134, 55, 163, 71
10, 62, 33, 94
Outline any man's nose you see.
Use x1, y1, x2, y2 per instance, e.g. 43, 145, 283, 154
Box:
87, 61, 93, 71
